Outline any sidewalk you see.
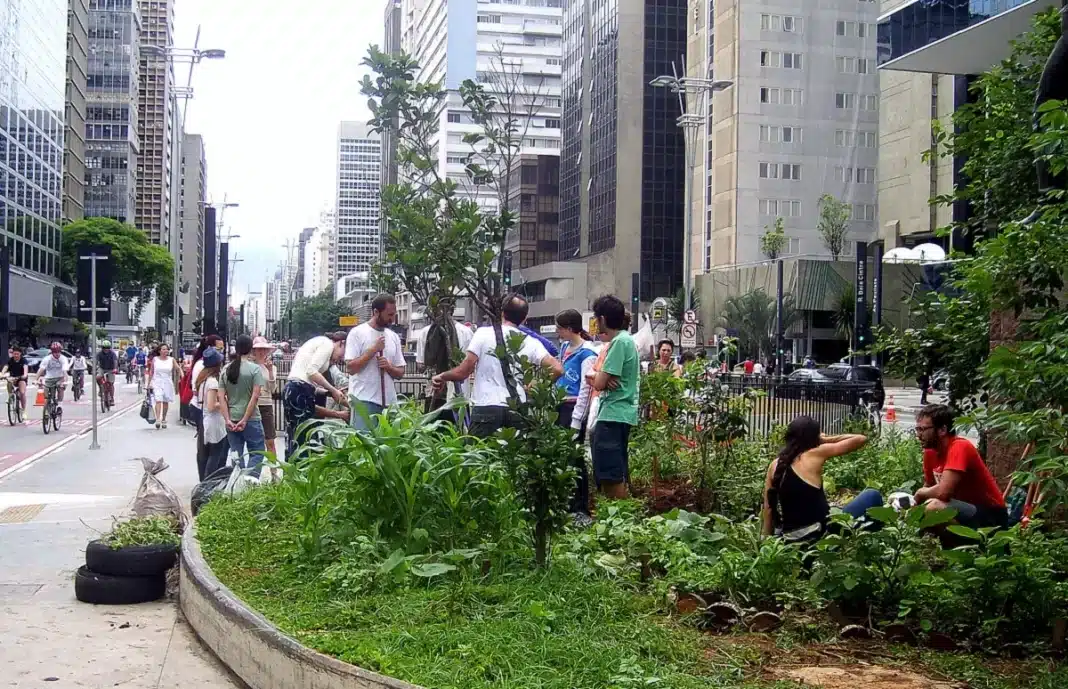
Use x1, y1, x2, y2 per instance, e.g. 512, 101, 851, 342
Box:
0, 406, 240, 689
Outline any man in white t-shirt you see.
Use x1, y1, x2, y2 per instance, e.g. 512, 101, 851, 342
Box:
432, 294, 562, 438
39, 342, 70, 402
344, 294, 406, 430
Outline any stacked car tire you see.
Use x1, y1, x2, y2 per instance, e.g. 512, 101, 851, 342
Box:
74, 540, 178, 605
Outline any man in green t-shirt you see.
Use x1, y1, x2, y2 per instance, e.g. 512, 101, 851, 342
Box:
589, 294, 640, 498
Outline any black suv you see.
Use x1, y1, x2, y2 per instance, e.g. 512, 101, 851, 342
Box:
824, 363, 885, 409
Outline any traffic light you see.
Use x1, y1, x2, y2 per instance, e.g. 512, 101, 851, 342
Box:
502, 251, 513, 289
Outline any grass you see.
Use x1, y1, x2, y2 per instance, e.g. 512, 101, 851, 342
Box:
197, 487, 1066, 689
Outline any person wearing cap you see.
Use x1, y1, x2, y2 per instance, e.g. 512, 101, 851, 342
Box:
195, 347, 231, 480
282, 332, 349, 453
40, 342, 70, 403
250, 336, 279, 459
96, 340, 118, 407
344, 294, 406, 430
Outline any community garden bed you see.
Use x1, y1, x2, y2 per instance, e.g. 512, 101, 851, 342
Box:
194, 403, 1067, 689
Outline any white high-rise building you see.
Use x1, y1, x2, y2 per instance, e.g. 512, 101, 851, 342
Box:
304, 225, 327, 297
688, 0, 880, 270
335, 122, 381, 294
398, 0, 563, 208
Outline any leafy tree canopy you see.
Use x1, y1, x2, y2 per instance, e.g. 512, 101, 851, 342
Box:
718, 289, 798, 361
60, 218, 174, 309
281, 291, 349, 342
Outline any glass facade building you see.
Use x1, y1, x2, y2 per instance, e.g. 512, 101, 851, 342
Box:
85, 0, 140, 223
879, 0, 1038, 65
0, 0, 68, 283
557, 0, 585, 259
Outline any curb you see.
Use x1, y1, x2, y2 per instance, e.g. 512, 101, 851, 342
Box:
180, 523, 423, 689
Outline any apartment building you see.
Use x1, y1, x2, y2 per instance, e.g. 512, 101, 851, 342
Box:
179, 133, 206, 332
135, 0, 175, 246
335, 122, 381, 291
64, 0, 89, 222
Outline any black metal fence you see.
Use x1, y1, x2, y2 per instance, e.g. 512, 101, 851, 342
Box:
715, 375, 874, 437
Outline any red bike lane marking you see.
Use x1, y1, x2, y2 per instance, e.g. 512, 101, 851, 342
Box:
0, 453, 30, 474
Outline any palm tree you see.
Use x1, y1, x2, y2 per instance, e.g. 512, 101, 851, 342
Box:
719, 289, 799, 360
665, 286, 701, 338
832, 283, 855, 343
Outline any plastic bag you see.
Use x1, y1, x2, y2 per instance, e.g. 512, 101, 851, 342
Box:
190, 466, 233, 516
131, 457, 187, 531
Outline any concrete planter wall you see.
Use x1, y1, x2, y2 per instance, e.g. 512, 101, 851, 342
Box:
180, 525, 422, 689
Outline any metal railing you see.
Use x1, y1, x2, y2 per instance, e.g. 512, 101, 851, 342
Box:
714, 375, 873, 437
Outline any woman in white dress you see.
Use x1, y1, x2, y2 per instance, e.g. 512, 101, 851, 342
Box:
148, 344, 181, 429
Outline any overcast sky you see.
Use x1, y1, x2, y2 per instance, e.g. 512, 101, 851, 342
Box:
174, 0, 380, 302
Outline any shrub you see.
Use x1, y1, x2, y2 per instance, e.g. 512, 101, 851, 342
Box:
105, 515, 180, 549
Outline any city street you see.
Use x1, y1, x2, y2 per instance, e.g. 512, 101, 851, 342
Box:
0, 379, 237, 689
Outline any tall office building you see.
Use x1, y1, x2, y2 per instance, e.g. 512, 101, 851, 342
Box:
85, 0, 140, 223
559, 0, 688, 302
64, 0, 89, 223
683, 0, 880, 272
135, 0, 174, 246
875, 0, 1057, 249
293, 226, 315, 298
335, 122, 381, 290
179, 133, 206, 332
0, 0, 68, 326
382, 0, 403, 243
399, 0, 563, 209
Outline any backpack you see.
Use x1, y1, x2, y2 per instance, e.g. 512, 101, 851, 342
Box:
178, 365, 194, 405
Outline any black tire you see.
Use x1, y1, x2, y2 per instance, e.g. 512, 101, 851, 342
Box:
7, 399, 14, 426
74, 565, 166, 605
53, 406, 62, 431
42, 406, 50, 434
85, 540, 179, 577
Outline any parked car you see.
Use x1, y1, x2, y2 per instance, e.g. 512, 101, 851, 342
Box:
25, 347, 74, 373
932, 369, 950, 392
775, 368, 835, 400
823, 363, 886, 408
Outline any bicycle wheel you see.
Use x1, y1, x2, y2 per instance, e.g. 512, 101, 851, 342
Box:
42, 405, 50, 434
15, 398, 23, 424
53, 405, 62, 431
73, 382, 81, 402
7, 397, 15, 426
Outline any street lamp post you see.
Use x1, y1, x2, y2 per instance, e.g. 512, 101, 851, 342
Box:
142, 30, 226, 354
650, 68, 734, 316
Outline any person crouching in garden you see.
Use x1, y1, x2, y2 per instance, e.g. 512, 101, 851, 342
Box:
555, 309, 599, 523
587, 296, 640, 500
282, 332, 350, 455
762, 417, 879, 542
913, 404, 1007, 530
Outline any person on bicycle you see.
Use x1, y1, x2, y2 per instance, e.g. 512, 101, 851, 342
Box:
134, 346, 147, 381
40, 342, 69, 403
96, 341, 118, 405
2, 348, 29, 410
70, 349, 88, 395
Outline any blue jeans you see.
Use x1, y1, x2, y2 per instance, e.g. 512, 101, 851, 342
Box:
228, 418, 266, 477
841, 488, 885, 520
351, 400, 384, 431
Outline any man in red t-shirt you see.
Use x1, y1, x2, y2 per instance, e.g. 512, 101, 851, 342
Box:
743, 358, 755, 375
913, 404, 1007, 528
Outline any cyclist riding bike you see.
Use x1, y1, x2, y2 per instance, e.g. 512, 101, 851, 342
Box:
125, 343, 138, 381
70, 349, 88, 396
40, 342, 69, 404
134, 347, 147, 383
1, 348, 29, 411
96, 341, 118, 406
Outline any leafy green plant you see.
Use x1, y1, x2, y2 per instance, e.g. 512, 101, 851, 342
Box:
823, 427, 924, 496
105, 515, 180, 549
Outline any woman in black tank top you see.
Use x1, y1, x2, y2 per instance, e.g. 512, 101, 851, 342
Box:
761, 417, 880, 541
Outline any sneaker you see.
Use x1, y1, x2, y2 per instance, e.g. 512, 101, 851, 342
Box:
162, 422, 168, 429
155, 422, 161, 429
570, 512, 594, 530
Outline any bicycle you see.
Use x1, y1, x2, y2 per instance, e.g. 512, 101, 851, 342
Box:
850, 397, 883, 434
125, 361, 135, 385
72, 370, 85, 401
42, 382, 63, 434
6, 377, 24, 426
98, 374, 113, 414
135, 365, 144, 395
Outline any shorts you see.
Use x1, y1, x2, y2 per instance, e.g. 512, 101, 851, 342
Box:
469, 405, 523, 439
43, 377, 65, 390
591, 420, 632, 485
99, 371, 115, 383
259, 404, 277, 441
948, 500, 1008, 529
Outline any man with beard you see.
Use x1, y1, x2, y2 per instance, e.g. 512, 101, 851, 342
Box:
913, 404, 1007, 529
344, 293, 406, 430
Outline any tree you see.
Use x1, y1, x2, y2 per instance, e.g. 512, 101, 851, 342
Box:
719, 289, 798, 361
60, 218, 174, 321
279, 292, 348, 342
665, 286, 700, 339
760, 217, 788, 260
832, 283, 855, 344
817, 194, 851, 260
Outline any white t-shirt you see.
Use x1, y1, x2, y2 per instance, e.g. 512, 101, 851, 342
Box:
198, 377, 227, 444
467, 325, 550, 407
344, 323, 405, 406
70, 356, 88, 371
189, 359, 205, 409
40, 355, 69, 380
288, 336, 336, 384
753, 362, 764, 375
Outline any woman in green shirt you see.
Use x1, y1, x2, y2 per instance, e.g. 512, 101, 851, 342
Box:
222, 335, 267, 477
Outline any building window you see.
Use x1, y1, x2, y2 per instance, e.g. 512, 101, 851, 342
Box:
759, 162, 801, 180
856, 167, 876, 183
477, 13, 502, 23
759, 125, 801, 144
835, 166, 854, 182
760, 50, 803, 69
760, 14, 803, 33
836, 56, 872, 74
860, 94, 878, 111
544, 117, 560, 128
835, 92, 856, 109
759, 198, 801, 217
853, 203, 876, 221
759, 87, 803, 105
447, 112, 462, 123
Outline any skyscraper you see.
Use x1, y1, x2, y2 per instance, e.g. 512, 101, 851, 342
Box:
85, 0, 140, 223
179, 133, 206, 332
559, 0, 688, 302
399, 0, 563, 209
135, 0, 174, 246
64, 0, 89, 223
0, 0, 68, 320
335, 121, 381, 293
294, 226, 315, 298
686, 0, 880, 271
381, 0, 403, 242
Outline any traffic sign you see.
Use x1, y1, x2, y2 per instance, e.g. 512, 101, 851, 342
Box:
339, 316, 359, 327
681, 323, 698, 348
683, 309, 697, 324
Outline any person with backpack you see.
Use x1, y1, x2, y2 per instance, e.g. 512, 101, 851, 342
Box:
222, 335, 267, 477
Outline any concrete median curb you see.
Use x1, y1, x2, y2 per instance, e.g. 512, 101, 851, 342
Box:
180, 523, 423, 689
